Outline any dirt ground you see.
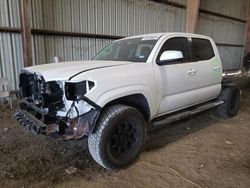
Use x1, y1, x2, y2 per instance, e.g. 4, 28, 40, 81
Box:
0, 89, 250, 188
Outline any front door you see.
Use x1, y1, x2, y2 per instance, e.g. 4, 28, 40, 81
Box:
157, 37, 197, 115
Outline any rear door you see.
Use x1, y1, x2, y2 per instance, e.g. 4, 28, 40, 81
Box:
190, 38, 222, 103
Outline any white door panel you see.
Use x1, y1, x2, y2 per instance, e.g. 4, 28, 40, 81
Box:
158, 88, 196, 115
195, 84, 221, 103
193, 57, 222, 102
158, 63, 196, 114
156, 37, 196, 115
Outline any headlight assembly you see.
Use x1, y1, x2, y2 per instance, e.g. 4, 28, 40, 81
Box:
65, 81, 95, 101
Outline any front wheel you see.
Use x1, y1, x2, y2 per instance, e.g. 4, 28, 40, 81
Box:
88, 105, 146, 170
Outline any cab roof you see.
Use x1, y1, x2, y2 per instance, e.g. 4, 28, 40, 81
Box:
118, 32, 213, 41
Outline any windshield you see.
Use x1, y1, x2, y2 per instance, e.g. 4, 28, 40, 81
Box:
92, 37, 158, 62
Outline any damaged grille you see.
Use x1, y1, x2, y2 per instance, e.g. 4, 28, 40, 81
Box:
19, 72, 64, 116
16, 72, 100, 138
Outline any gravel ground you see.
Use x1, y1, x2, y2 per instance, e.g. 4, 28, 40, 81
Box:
0, 89, 250, 188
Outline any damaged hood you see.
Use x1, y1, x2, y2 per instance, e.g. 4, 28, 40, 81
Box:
23, 60, 133, 82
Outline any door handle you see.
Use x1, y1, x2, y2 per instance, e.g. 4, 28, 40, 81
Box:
187, 69, 197, 75
214, 66, 221, 71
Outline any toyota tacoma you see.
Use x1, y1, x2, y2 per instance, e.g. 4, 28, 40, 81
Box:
15, 33, 241, 170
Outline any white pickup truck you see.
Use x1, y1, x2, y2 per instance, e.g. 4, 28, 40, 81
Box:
15, 33, 240, 170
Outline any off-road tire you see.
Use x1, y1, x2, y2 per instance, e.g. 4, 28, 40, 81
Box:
88, 104, 146, 170
216, 86, 241, 118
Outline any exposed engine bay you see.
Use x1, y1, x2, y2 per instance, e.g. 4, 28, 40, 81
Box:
15, 71, 100, 140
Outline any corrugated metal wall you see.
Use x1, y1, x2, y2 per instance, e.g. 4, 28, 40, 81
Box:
0, 0, 20, 27
31, 35, 113, 65
0, 0, 248, 89
197, 0, 248, 70
0, 0, 23, 89
30, 0, 186, 65
30, 0, 186, 35
1, 0, 186, 89
0, 33, 23, 90
200, 0, 247, 20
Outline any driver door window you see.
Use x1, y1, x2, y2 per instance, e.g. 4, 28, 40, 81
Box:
157, 37, 190, 63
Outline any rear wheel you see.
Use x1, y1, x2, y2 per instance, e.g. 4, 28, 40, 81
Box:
88, 105, 146, 170
216, 86, 241, 118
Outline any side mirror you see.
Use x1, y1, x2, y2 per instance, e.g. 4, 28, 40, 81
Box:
157, 50, 184, 65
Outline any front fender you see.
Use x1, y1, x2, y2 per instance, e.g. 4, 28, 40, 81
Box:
90, 84, 157, 119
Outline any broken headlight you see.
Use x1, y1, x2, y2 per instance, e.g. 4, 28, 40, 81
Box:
65, 80, 95, 101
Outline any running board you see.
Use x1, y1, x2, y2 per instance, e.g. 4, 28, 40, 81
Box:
152, 100, 224, 127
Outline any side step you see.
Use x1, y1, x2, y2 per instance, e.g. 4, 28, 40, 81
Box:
152, 100, 224, 127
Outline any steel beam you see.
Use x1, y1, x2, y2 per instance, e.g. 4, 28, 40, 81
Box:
186, 0, 200, 33
20, 0, 32, 67
244, 0, 250, 55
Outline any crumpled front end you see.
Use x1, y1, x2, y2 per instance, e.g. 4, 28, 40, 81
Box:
14, 71, 100, 140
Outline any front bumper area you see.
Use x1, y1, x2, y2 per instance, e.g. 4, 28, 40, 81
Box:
14, 100, 100, 140
15, 110, 47, 135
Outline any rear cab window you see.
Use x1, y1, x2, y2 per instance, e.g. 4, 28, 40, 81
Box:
191, 38, 215, 61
